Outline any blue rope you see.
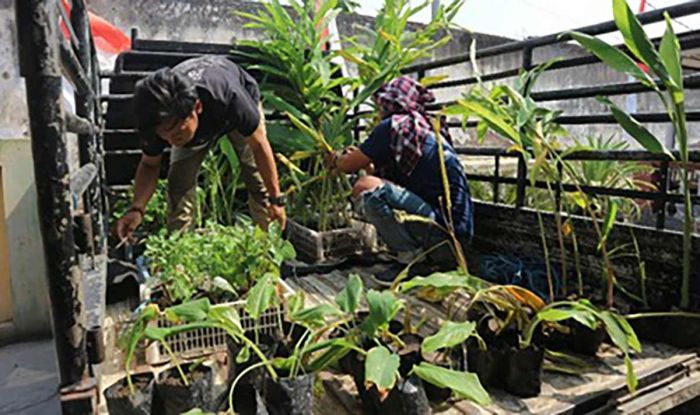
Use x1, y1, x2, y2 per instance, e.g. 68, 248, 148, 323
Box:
478, 253, 561, 300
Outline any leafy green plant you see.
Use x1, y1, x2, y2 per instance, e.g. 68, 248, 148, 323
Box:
330, 274, 491, 405
196, 139, 246, 227
444, 64, 633, 306
570, 0, 693, 309
235, 0, 386, 231
119, 298, 278, 393
338, 0, 463, 88
144, 221, 295, 303
522, 299, 641, 392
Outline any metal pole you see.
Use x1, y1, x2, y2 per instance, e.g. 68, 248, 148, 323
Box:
71, 0, 102, 254
15, 0, 87, 387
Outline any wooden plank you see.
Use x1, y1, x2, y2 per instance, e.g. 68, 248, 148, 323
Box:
0, 167, 13, 323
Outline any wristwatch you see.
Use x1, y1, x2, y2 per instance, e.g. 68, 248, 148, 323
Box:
128, 205, 145, 218
269, 194, 287, 207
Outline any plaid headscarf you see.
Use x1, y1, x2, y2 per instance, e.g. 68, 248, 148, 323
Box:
374, 76, 452, 177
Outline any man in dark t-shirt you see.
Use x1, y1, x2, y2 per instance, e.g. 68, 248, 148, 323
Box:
115, 56, 286, 239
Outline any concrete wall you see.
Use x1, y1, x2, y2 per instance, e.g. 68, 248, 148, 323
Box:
0, 0, 29, 140
0, 140, 52, 339
86, 0, 698, 149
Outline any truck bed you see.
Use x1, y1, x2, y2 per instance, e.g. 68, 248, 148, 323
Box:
285, 263, 700, 415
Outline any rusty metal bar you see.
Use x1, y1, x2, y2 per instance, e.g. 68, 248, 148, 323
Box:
65, 111, 94, 135
15, 0, 87, 388
403, 2, 700, 73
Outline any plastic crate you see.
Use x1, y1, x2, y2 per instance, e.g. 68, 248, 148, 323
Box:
143, 279, 293, 365
286, 219, 376, 262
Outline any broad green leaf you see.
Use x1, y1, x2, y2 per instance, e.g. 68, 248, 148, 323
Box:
411, 363, 491, 406
365, 346, 400, 392
361, 290, 403, 338
287, 291, 305, 317
291, 304, 342, 326
211, 277, 237, 296
612, 0, 667, 82
422, 321, 478, 354
400, 271, 488, 293
336, 274, 363, 314
570, 32, 653, 87
659, 13, 684, 101
597, 97, 672, 158
245, 273, 276, 320
163, 298, 211, 323
447, 99, 519, 143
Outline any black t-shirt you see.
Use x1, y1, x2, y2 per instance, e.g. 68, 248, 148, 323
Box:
141, 55, 262, 156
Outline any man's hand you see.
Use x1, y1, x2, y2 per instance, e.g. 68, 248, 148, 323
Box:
115, 209, 143, 242
268, 204, 287, 229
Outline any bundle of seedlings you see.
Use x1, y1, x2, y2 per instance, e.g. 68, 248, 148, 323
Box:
142, 220, 295, 306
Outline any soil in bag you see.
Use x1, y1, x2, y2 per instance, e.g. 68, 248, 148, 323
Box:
467, 338, 508, 390
504, 345, 544, 398
664, 316, 700, 349
226, 334, 278, 415
423, 346, 465, 404
153, 364, 215, 415
104, 373, 154, 415
263, 372, 315, 415
567, 321, 605, 356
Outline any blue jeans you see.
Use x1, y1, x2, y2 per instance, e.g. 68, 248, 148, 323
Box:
361, 183, 444, 254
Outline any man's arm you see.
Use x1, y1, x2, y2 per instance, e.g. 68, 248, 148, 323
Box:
115, 153, 162, 239
244, 122, 286, 225
132, 154, 162, 210
336, 147, 372, 174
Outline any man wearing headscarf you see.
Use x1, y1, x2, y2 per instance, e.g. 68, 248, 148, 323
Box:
330, 76, 473, 280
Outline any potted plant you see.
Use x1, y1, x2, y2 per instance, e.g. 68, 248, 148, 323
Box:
570, 0, 700, 348
104, 372, 155, 415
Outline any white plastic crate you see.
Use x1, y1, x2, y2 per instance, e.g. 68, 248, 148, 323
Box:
143, 279, 294, 365
287, 219, 377, 262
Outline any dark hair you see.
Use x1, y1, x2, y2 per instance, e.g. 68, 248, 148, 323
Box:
133, 67, 198, 137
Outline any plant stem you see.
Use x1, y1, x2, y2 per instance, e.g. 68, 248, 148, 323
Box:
536, 210, 555, 303
227, 360, 268, 414
674, 100, 692, 310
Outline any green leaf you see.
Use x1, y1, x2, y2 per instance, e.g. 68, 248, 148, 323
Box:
411, 363, 491, 406
245, 273, 277, 320
163, 298, 211, 323
361, 290, 403, 337
400, 271, 488, 293
598, 198, 619, 252
211, 277, 237, 296
336, 274, 363, 314
291, 304, 341, 326
446, 99, 520, 143
569, 31, 653, 87
365, 346, 400, 392
597, 97, 672, 158
422, 321, 478, 354
236, 345, 251, 364
659, 13, 684, 101
624, 355, 638, 393
612, 0, 666, 82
